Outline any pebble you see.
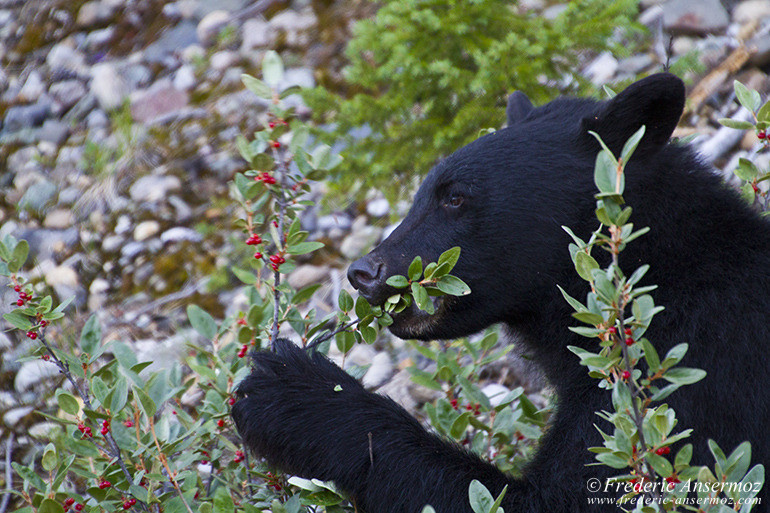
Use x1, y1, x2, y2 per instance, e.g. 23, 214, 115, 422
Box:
43, 208, 75, 229
482, 383, 512, 407
160, 226, 203, 243
583, 51, 618, 86
46, 42, 87, 74
173, 65, 196, 90
197, 10, 231, 46
49, 80, 87, 110
129, 174, 182, 202
15, 361, 60, 392
18, 71, 45, 101
288, 265, 330, 290
130, 80, 189, 124
144, 20, 198, 64
88, 278, 110, 310
662, 0, 729, 35
90, 62, 129, 110
240, 18, 273, 51
210, 50, 239, 71
134, 220, 161, 241
269, 9, 316, 47
4, 406, 34, 426
366, 197, 390, 218
3, 101, 51, 132
77, 1, 116, 27
340, 216, 383, 260
733, 1, 770, 25
102, 235, 124, 252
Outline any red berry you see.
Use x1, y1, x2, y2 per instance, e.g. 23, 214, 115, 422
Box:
236, 318, 248, 326
172, 410, 177, 415
273, 221, 278, 227
99, 479, 111, 489
665, 476, 680, 484
271, 140, 280, 149
19, 291, 27, 300
254, 252, 262, 259
234, 450, 244, 462
77, 424, 86, 432
238, 345, 248, 358
75, 504, 83, 511
124, 420, 133, 428
270, 263, 279, 271
624, 328, 632, 336
65, 498, 76, 506
449, 399, 458, 410
268, 121, 276, 129
42, 354, 50, 361
228, 397, 236, 406
246, 234, 262, 245
607, 326, 617, 335
217, 419, 225, 428
622, 370, 631, 380
269, 254, 281, 263
13, 285, 20, 292
123, 501, 132, 510
758, 130, 766, 139
17, 299, 24, 306
101, 427, 109, 435
625, 337, 634, 346
655, 446, 670, 455
40, 320, 48, 327
129, 499, 136, 506
26, 331, 37, 339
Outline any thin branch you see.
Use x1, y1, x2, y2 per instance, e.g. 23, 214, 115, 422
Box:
306, 320, 358, 350
269, 144, 289, 351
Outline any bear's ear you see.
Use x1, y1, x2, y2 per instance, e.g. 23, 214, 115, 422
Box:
506, 91, 534, 126
581, 73, 685, 157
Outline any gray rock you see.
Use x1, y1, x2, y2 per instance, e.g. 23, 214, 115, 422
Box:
749, 31, 770, 66
77, 1, 116, 27
317, 214, 353, 232
366, 197, 390, 218
86, 108, 109, 129
115, 214, 132, 234
543, 3, 568, 19
240, 18, 273, 51
134, 220, 161, 241
173, 65, 196, 91
84, 26, 116, 49
129, 174, 182, 202
90, 62, 129, 110
7, 146, 41, 175
362, 352, 394, 388
662, 0, 729, 35
38, 119, 70, 145
269, 9, 316, 47
168, 195, 193, 221
130, 79, 189, 124
3, 101, 50, 132
733, 1, 770, 24
58, 186, 81, 205
144, 21, 198, 65
213, 89, 268, 122
45, 265, 80, 300
29, 422, 61, 439
617, 54, 654, 76
197, 10, 231, 46
120, 241, 145, 260
49, 80, 87, 110
19, 180, 58, 212
102, 234, 124, 252
160, 226, 203, 243
18, 71, 45, 102
4, 406, 34, 426
46, 43, 87, 75
482, 383, 512, 407
15, 361, 60, 392
15, 227, 78, 262
340, 217, 383, 260
288, 265, 330, 290
583, 51, 618, 86
88, 278, 110, 311
210, 50, 238, 71
43, 209, 75, 229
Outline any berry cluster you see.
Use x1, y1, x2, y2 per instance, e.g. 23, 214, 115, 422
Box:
77, 423, 93, 439
98, 478, 112, 489
268, 253, 285, 271
245, 234, 263, 246
233, 450, 245, 463
63, 497, 84, 512
124, 419, 134, 428
448, 399, 481, 415
100, 419, 111, 436
121, 498, 137, 510
254, 172, 277, 185
237, 344, 249, 358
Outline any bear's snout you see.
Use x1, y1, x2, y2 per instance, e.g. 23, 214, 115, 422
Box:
347, 255, 392, 306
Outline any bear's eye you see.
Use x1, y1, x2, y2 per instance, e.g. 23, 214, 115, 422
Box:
447, 194, 464, 208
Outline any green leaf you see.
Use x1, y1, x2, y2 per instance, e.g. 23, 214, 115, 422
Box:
735, 158, 760, 182
79, 314, 101, 355
449, 412, 470, 439
574, 251, 600, 282
293, 284, 322, 304
620, 125, 645, 166
38, 499, 64, 513
57, 390, 80, 416
718, 118, 755, 130
411, 283, 433, 314
338, 289, 354, 312
335, 331, 355, 353
133, 386, 157, 418
41, 443, 58, 471
386, 275, 409, 289
741, 182, 756, 204
557, 285, 588, 312
213, 487, 235, 513
735, 81, 761, 112
408, 256, 423, 281
187, 304, 217, 340
662, 367, 706, 385
231, 266, 256, 285
3, 311, 33, 331
646, 453, 673, 477
111, 376, 129, 412
288, 241, 324, 255
435, 275, 471, 296
241, 74, 272, 99
593, 149, 617, 194
468, 479, 495, 513
758, 101, 770, 123
437, 246, 461, 271
8, 239, 29, 273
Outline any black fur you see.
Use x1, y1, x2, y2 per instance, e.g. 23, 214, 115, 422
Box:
233, 74, 770, 512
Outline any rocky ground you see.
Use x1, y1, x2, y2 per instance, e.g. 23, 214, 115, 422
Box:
1, 0, 770, 481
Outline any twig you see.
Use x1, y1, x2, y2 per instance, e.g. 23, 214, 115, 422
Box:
306, 320, 358, 350
269, 145, 289, 351
0, 433, 14, 513
149, 417, 195, 513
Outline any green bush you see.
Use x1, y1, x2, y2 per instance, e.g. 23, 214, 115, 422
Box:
304, 0, 641, 199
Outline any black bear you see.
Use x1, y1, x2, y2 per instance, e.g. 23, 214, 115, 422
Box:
232, 73, 770, 512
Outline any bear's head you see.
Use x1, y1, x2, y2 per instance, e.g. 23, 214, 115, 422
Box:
348, 73, 685, 340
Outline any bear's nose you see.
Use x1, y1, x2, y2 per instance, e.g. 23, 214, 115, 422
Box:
347, 256, 388, 305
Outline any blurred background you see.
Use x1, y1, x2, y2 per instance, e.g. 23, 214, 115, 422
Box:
1, 0, 769, 507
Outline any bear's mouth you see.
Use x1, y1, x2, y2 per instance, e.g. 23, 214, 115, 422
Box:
387, 293, 453, 340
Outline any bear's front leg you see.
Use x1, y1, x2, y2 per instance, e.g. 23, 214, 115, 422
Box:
231, 339, 516, 513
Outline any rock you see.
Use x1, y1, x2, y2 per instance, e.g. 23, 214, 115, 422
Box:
84, 26, 116, 49
77, 1, 116, 27
29, 422, 61, 439
583, 51, 618, 86
210, 50, 238, 71
733, 1, 770, 25
617, 54, 654, 76
144, 20, 198, 64
120, 241, 145, 260
101, 235, 124, 253
43, 209, 75, 229
134, 333, 190, 372
288, 265, 330, 290
269, 8, 316, 47
362, 352, 394, 388
4, 406, 34, 426
15, 228, 78, 263
46, 42, 87, 74
49, 80, 87, 110
317, 214, 352, 232
8, 146, 41, 175
38, 119, 70, 145
160, 226, 203, 243
197, 10, 231, 46
168, 196, 193, 221
3, 101, 50, 132
482, 383, 512, 407
240, 18, 273, 51
19, 180, 57, 212
45, 265, 79, 289
15, 361, 60, 392
86, 108, 109, 129
173, 65, 196, 90
749, 32, 770, 66
134, 220, 161, 241
90, 62, 129, 110
129, 174, 182, 202
115, 214, 132, 234
366, 197, 390, 218
213, 90, 268, 122
340, 216, 383, 260
130, 80, 189, 124
88, 278, 110, 310
662, 0, 729, 35
542, 3, 568, 19
18, 71, 45, 101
